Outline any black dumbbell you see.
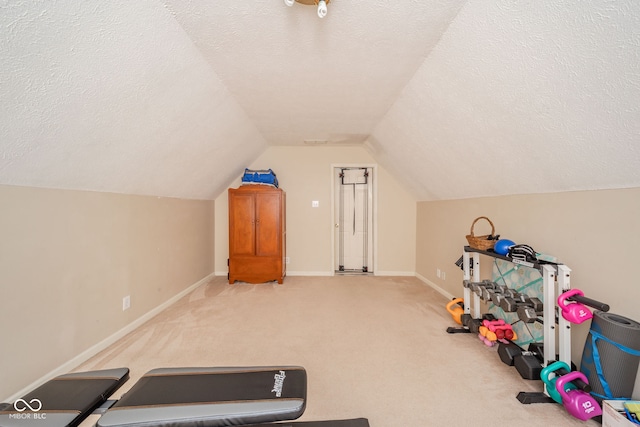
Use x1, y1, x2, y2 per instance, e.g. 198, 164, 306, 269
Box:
515, 343, 583, 382
483, 284, 508, 302
469, 279, 493, 291
470, 280, 495, 299
498, 342, 545, 380
480, 286, 496, 301
468, 313, 497, 333
485, 288, 500, 303
514, 342, 545, 380
500, 342, 581, 381
498, 341, 538, 366
500, 294, 543, 313
469, 282, 480, 295
491, 288, 518, 306
516, 304, 542, 323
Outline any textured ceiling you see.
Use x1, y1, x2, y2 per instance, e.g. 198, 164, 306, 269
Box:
371, 1, 640, 200
162, 0, 466, 146
1, 1, 639, 200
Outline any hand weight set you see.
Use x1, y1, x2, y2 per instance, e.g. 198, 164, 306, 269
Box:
445, 298, 465, 325
557, 288, 610, 324
540, 361, 580, 403
451, 246, 615, 413
557, 289, 593, 324
478, 319, 516, 346
555, 371, 602, 421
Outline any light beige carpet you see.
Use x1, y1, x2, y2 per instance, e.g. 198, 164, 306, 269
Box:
76, 275, 599, 426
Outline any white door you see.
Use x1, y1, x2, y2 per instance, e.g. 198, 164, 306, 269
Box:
334, 167, 373, 273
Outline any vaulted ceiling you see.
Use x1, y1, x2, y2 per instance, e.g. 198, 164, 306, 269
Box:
1, 1, 639, 200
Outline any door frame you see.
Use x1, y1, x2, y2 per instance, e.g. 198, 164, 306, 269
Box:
330, 163, 378, 275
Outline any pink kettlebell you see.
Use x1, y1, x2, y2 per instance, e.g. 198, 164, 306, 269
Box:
555, 371, 602, 421
557, 289, 593, 324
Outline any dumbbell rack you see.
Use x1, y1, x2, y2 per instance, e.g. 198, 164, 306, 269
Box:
461, 246, 573, 403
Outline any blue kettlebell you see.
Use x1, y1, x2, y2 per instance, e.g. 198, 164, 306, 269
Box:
494, 239, 515, 255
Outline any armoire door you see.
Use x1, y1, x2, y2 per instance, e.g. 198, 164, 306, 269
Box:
255, 192, 280, 257
229, 192, 255, 257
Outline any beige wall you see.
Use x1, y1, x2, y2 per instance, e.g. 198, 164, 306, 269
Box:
215, 146, 416, 276
416, 187, 640, 369
0, 185, 215, 400
8, 161, 637, 400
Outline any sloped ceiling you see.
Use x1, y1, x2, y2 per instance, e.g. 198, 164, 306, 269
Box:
1, 1, 639, 201
372, 1, 640, 200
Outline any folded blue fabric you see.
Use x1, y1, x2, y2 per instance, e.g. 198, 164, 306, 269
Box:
241, 168, 279, 187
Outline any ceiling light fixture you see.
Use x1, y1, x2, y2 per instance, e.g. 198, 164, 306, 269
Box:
284, 0, 330, 19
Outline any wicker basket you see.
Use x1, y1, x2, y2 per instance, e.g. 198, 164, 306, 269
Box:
465, 216, 496, 250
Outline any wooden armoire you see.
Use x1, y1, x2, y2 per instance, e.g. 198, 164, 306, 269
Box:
228, 185, 286, 284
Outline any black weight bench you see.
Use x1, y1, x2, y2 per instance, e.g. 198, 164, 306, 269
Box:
0, 367, 130, 427
0, 366, 369, 427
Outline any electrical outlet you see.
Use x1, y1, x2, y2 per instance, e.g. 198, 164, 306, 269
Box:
436, 268, 441, 278
312, 201, 319, 208
285, 257, 290, 264
442, 271, 446, 280
122, 295, 131, 311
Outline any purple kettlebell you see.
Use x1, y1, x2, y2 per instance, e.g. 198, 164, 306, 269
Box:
555, 371, 602, 421
557, 289, 593, 324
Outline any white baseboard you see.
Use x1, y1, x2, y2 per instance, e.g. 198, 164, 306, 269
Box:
287, 271, 333, 276
5, 272, 215, 403
216, 271, 335, 277
415, 272, 455, 300
217, 270, 416, 278
375, 270, 415, 276
289, 271, 415, 277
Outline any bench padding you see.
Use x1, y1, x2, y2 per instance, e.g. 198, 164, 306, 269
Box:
0, 368, 129, 427
97, 366, 307, 427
